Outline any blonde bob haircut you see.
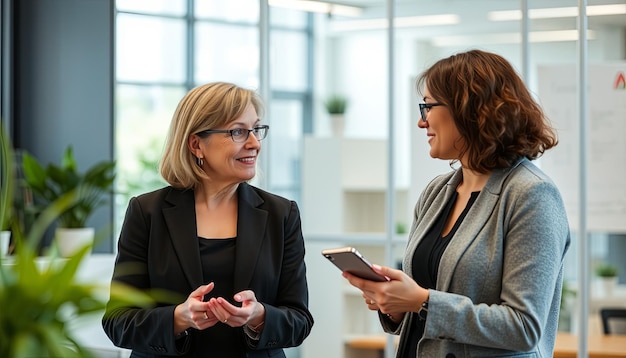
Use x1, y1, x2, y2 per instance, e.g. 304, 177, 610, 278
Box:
159, 82, 265, 189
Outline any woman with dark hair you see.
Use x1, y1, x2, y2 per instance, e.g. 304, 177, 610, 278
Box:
344, 50, 570, 357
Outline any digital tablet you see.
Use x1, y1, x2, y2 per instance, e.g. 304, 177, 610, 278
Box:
321, 246, 388, 282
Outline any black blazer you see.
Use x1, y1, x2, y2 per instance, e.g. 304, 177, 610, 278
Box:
102, 182, 313, 357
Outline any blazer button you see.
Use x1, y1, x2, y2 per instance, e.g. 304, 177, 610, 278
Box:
445, 354, 456, 358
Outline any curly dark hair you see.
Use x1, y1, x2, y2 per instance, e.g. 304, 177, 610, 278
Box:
416, 49, 558, 173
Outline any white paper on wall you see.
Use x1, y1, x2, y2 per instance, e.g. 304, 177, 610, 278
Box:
538, 63, 626, 233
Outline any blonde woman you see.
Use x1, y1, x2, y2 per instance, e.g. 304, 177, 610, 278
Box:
103, 82, 313, 357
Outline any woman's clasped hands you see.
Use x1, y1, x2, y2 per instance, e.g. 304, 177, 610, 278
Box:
174, 282, 266, 334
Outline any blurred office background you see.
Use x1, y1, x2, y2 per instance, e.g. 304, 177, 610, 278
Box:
1, 0, 625, 357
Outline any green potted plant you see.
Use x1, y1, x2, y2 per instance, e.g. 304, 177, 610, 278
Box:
0, 125, 154, 357
595, 262, 618, 297
324, 95, 347, 115
595, 262, 618, 278
21, 146, 115, 257
324, 95, 348, 137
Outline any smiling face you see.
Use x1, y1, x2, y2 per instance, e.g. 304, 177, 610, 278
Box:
417, 87, 465, 162
191, 103, 261, 186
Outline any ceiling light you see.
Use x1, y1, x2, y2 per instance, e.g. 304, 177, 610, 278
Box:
587, 4, 626, 16
329, 14, 460, 32
395, 15, 460, 28
488, 4, 626, 21
269, 0, 363, 17
432, 30, 596, 47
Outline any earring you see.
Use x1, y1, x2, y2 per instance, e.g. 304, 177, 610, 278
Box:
196, 157, 204, 167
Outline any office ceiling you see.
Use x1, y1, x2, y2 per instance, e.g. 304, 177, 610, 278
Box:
325, 0, 626, 38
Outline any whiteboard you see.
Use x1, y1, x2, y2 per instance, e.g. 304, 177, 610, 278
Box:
538, 63, 626, 233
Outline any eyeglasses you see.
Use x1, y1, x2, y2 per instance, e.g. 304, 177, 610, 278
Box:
196, 125, 269, 143
419, 103, 444, 122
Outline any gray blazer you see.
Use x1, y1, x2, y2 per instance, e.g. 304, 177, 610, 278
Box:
383, 158, 570, 358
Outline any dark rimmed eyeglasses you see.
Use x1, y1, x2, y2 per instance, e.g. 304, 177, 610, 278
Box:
196, 125, 269, 143
419, 103, 444, 122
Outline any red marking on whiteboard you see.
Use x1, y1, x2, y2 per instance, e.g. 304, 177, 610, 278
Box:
614, 72, 626, 89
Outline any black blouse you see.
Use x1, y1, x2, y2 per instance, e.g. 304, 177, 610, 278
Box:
403, 191, 479, 358
196, 237, 245, 357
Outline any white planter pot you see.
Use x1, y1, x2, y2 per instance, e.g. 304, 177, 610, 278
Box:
55, 227, 95, 258
600, 277, 618, 297
1, 230, 10, 258
330, 114, 345, 137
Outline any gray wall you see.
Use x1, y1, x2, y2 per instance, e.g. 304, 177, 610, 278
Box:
14, 0, 115, 252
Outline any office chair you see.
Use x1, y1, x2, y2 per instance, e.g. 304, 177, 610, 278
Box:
600, 308, 626, 334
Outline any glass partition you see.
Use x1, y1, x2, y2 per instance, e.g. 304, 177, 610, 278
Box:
526, 0, 626, 339
113, 1, 626, 356
303, 1, 625, 357
301, 1, 393, 356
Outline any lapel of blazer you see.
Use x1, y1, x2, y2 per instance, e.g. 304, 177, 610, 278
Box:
233, 182, 268, 292
404, 170, 460, 278
436, 159, 524, 291
162, 188, 204, 290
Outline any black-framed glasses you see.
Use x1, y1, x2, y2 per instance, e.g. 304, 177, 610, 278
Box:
419, 103, 444, 122
196, 125, 269, 143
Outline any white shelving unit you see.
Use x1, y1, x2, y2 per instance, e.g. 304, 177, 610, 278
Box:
302, 136, 411, 235
300, 136, 410, 358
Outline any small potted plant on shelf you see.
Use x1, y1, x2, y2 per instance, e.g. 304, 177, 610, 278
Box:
21, 146, 116, 257
324, 94, 348, 137
595, 262, 619, 297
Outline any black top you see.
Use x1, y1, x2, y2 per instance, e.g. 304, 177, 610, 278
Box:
197, 237, 245, 357
403, 191, 479, 358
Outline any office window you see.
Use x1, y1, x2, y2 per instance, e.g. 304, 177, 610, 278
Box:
114, 84, 183, 227
267, 98, 304, 201
271, 30, 308, 92
116, 14, 186, 83
270, 7, 308, 28
115, 1, 312, 237
194, 22, 259, 87
195, 0, 258, 23
116, 0, 187, 16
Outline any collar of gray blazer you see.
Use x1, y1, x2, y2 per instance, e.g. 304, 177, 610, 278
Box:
404, 157, 529, 288
162, 182, 268, 291
444, 157, 526, 195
